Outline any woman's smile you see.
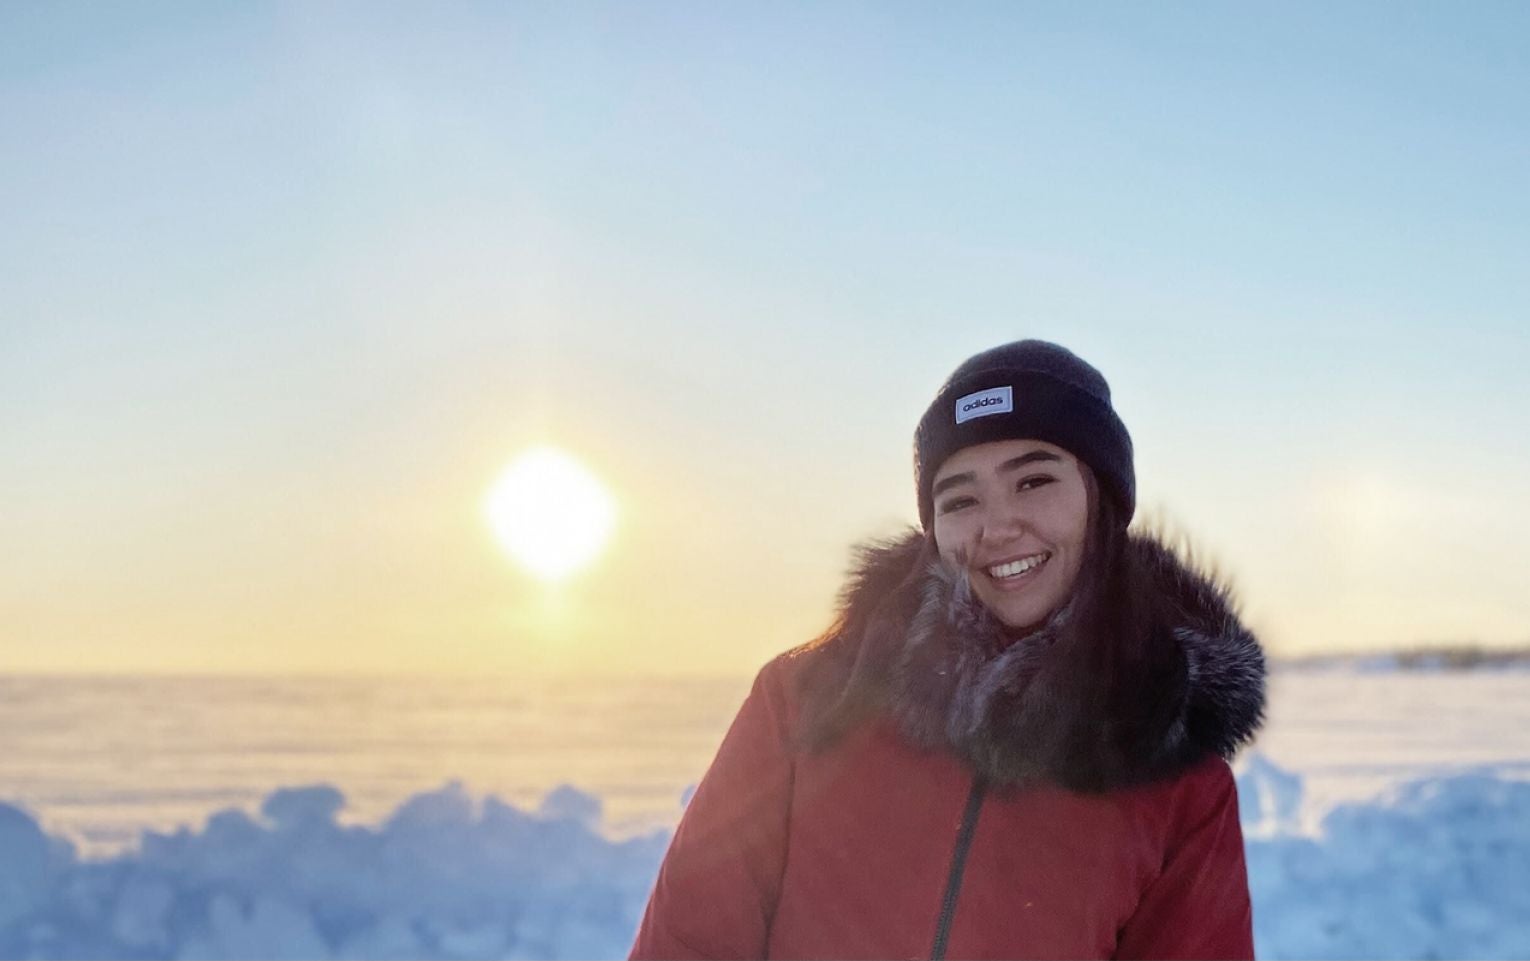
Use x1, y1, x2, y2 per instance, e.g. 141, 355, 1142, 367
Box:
980, 551, 1052, 589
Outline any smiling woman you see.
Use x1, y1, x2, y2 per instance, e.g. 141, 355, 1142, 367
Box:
630, 339, 1268, 961
483, 446, 617, 582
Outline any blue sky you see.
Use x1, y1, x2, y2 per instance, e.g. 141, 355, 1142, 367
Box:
3, 3, 1528, 674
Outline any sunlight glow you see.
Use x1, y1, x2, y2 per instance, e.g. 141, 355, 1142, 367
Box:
484, 447, 617, 583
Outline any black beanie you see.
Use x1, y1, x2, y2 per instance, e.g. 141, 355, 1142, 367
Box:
914, 339, 1135, 530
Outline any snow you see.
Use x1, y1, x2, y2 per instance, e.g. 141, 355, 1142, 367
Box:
1240, 760, 1530, 960
1, 755, 1527, 960
0, 781, 666, 961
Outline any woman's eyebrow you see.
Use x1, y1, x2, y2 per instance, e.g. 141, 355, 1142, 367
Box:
932, 451, 1061, 497
932, 472, 975, 497
998, 451, 1061, 473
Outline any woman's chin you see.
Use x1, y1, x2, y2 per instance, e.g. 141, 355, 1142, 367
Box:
977, 592, 1057, 636
996, 613, 1048, 638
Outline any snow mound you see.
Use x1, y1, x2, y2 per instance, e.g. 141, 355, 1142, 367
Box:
1237, 761, 1530, 960
0, 783, 670, 961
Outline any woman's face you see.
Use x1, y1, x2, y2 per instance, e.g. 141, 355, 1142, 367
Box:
930, 439, 1092, 633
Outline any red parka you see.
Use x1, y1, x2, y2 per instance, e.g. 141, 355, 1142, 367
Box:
632, 530, 1265, 961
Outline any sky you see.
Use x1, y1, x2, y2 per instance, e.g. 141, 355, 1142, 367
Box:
3, 2, 1528, 676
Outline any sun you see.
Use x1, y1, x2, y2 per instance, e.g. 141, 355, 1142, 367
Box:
484, 447, 617, 582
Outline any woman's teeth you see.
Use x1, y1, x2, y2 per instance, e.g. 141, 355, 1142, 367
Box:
987, 553, 1049, 580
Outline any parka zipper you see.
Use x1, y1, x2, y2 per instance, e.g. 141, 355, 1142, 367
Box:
930, 775, 989, 961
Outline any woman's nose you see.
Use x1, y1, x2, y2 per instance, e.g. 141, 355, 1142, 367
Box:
979, 506, 1026, 545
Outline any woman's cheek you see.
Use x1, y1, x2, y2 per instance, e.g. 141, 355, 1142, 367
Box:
953, 524, 981, 567
934, 518, 973, 567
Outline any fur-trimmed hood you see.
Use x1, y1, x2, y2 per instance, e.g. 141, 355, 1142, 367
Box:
801, 527, 1267, 793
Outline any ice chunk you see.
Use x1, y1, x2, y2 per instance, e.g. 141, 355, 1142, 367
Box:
538, 785, 602, 828
262, 785, 346, 832
1236, 751, 1306, 837
0, 802, 52, 929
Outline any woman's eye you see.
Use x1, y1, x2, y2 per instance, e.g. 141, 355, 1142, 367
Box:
1017, 475, 1054, 492
937, 497, 975, 514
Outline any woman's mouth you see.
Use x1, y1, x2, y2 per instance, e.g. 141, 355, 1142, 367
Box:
982, 552, 1051, 590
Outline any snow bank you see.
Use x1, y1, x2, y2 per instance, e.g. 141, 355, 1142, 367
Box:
1239, 760, 1530, 960
2, 754, 1528, 960
0, 782, 667, 960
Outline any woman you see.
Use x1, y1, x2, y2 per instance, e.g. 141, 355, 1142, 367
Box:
630, 340, 1267, 960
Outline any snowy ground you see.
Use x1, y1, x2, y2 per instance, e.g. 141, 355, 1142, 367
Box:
3, 665, 1528, 959
2, 750, 1529, 960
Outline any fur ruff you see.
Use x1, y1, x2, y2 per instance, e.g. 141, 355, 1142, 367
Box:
807, 528, 1267, 792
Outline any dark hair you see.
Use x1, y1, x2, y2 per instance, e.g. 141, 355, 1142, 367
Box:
1027, 474, 1188, 787
792, 467, 1187, 777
